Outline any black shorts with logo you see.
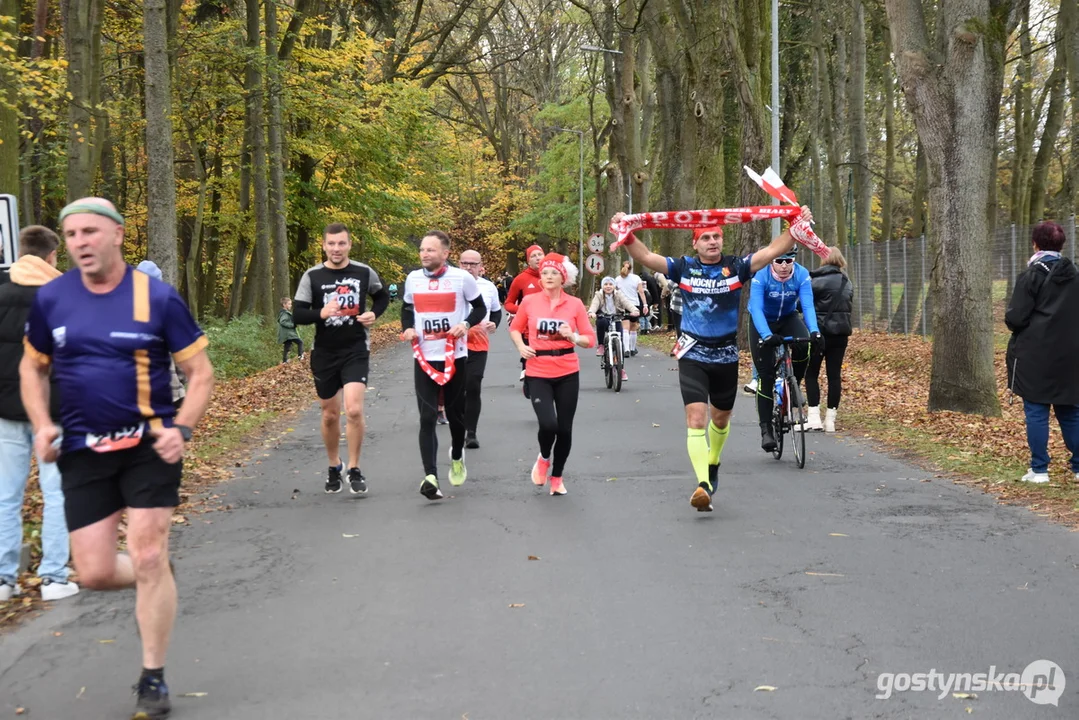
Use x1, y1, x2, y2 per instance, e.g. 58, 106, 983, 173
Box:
310, 346, 370, 399
677, 359, 739, 411
58, 438, 183, 532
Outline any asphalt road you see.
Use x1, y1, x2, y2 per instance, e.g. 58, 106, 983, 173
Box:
2, 336, 1078, 720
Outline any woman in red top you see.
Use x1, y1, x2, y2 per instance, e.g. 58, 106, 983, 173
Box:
510, 253, 596, 495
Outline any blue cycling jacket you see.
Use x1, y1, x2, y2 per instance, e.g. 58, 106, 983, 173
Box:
749, 263, 819, 338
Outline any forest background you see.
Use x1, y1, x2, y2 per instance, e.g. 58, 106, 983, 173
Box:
0, 0, 1073, 416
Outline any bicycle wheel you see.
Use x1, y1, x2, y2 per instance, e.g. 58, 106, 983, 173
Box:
612, 336, 623, 392
788, 376, 806, 469
605, 342, 614, 389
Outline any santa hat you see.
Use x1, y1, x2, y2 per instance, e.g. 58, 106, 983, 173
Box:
539, 252, 579, 286
692, 226, 724, 242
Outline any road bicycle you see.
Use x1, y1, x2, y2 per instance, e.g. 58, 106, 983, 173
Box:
596, 313, 625, 392
770, 336, 809, 469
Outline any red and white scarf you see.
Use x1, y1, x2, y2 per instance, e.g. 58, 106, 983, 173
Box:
411, 336, 458, 385
607, 166, 831, 260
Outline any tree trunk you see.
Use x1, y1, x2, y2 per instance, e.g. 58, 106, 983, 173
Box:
240, 0, 272, 319
1027, 11, 1066, 223
1010, 5, 1034, 225
61, 0, 104, 201
814, 5, 847, 248
849, 0, 873, 320
0, 1, 18, 198
1064, 0, 1079, 211
885, 0, 1012, 415
144, 0, 178, 284
878, 26, 896, 320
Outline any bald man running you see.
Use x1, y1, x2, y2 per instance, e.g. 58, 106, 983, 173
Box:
458, 250, 502, 448
21, 197, 214, 719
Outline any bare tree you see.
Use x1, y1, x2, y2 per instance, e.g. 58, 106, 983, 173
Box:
61, 0, 104, 201
885, 0, 1016, 414
144, 0, 178, 284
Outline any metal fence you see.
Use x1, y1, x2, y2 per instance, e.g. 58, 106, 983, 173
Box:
792, 216, 1079, 335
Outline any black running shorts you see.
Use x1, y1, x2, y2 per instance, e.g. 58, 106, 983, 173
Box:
310, 347, 370, 399
677, 359, 739, 411
58, 439, 183, 532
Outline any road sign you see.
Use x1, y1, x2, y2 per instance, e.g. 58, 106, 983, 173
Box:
585, 254, 604, 276
0, 195, 18, 267
588, 233, 605, 253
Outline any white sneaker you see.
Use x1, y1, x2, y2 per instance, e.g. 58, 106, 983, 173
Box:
824, 408, 837, 433
1020, 469, 1050, 484
0, 581, 21, 602
806, 406, 824, 431
743, 379, 758, 396
519, 369, 526, 381
40, 579, 79, 601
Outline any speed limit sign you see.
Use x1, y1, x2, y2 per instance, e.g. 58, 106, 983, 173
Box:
585, 254, 605, 276
588, 233, 606, 253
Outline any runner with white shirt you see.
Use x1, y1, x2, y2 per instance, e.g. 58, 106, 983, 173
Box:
614, 261, 647, 355
401, 231, 488, 500
459, 250, 503, 449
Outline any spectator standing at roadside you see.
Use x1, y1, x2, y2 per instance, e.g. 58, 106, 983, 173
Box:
1006, 221, 1079, 484
804, 246, 853, 433
277, 297, 305, 363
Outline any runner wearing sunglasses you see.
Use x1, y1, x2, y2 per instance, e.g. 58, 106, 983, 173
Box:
748, 250, 823, 452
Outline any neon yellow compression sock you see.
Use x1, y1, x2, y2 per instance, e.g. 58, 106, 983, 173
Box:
708, 420, 730, 466
687, 428, 711, 489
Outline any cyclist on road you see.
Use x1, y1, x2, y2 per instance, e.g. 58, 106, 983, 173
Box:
401, 231, 488, 500
510, 254, 595, 496
613, 209, 813, 512
293, 223, 389, 495
587, 276, 638, 381
614, 261, 647, 355
748, 250, 823, 452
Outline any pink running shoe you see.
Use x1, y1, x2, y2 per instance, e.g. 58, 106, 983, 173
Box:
596, 347, 604, 356
549, 476, 567, 495
621, 369, 628, 381
531, 455, 550, 486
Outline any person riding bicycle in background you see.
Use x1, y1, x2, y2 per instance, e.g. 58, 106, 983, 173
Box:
749, 250, 823, 453
588, 277, 639, 381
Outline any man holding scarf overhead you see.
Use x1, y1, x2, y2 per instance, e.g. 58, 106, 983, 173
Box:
401, 230, 488, 500
611, 205, 815, 512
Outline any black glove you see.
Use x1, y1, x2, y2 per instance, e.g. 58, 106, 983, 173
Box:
760, 334, 784, 348
810, 331, 824, 353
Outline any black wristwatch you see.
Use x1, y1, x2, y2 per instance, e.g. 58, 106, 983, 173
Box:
176, 424, 193, 442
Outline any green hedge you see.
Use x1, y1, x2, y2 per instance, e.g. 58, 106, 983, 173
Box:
201, 314, 315, 380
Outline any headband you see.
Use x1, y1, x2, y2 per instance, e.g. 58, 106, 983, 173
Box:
59, 202, 125, 226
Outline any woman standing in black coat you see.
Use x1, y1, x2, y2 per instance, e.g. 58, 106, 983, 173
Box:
1006, 221, 1079, 484
804, 247, 853, 432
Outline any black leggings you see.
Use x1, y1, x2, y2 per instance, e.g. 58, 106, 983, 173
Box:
595, 316, 624, 348
464, 351, 487, 433
805, 333, 849, 409
528, 372, 580, 477
749, 314, 810, 424
414, 359, 468, 477
282, 338, 303, 362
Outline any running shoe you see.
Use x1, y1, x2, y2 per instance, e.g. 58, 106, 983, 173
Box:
549, 476, 567, 495
132, 675, 171, 719
325, 463, 344, 493
348, 467, 367, 494
449, 449, 467, 486
437, 409, 448, 425
743, 378, 758, 396
596, 347, 603, 356
531, 455, 550, 486
690, 484, 713, 512
620, 369, 628, 381
420, 474, 443, 500
760, 423, 777, 453
465, 432, 480, 449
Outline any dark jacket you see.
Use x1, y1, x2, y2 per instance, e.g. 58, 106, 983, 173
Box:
1006, 256, 1079, 404
0, 255, 62, 422
808, 265, 853, 336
